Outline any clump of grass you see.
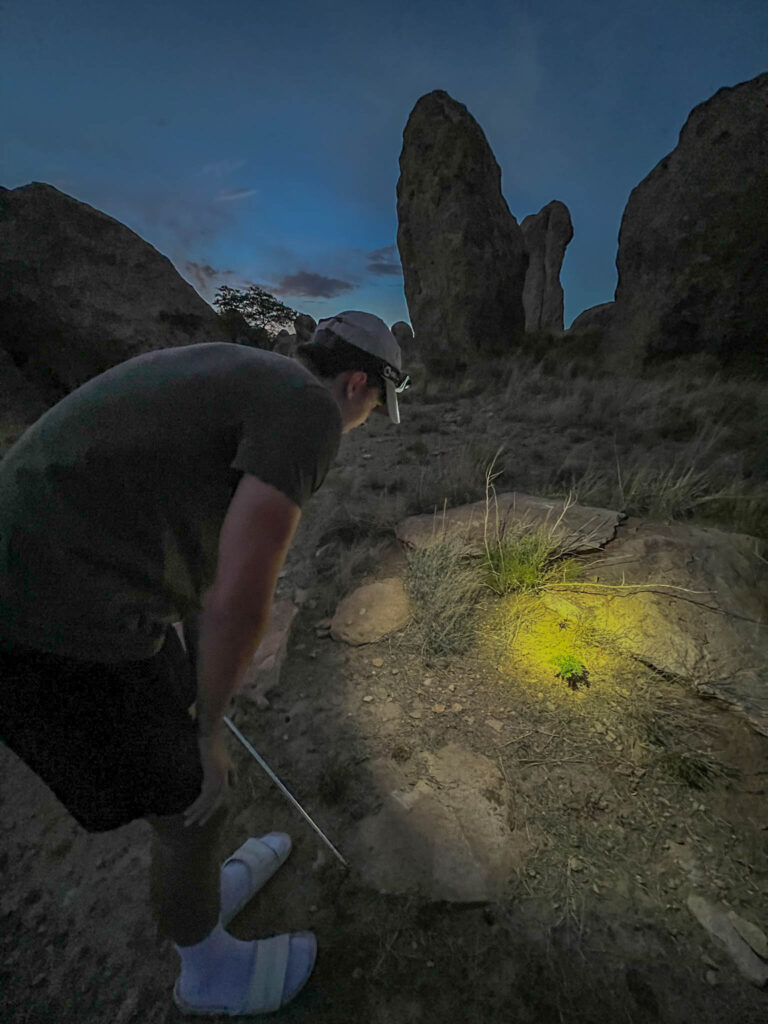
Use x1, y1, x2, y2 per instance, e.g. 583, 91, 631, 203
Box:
484, 530, 583, 595
405, 533, 484, 656
656, 750, 736, 790
631, 708, 740, 790
618, 460, 714, 520
481, 451, 584, 595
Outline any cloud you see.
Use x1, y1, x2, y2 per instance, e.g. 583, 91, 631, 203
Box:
184, 261, 235, 292
214, 188, 258, 202
270, 270, 356, 299
366, 244, 402, 276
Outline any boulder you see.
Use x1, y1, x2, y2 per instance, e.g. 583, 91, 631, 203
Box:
606, 72, 768, 373
396, 90, 528, 374
390, 321, 414, 348
330, 578, 410, 645
272, 313, 317, 358
521, 200, 573, 332
566, 301, 615, 335
0, 183, 227, 401
294, 313, 316, 344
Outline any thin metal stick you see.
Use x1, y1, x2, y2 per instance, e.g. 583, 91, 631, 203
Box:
223, 715, 348, 868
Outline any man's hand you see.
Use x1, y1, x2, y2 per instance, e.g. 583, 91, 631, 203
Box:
183, 724, 238, 828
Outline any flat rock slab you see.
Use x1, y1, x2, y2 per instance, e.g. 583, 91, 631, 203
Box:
396, 492, 623, 555
331, 578, 410, 646
347, 743, 535, 901
542, 519, 768, 736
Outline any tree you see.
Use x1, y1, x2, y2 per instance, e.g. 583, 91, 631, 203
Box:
213, 284, 298, 337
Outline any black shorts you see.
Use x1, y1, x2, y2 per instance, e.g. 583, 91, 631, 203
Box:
0, 626, 203, 833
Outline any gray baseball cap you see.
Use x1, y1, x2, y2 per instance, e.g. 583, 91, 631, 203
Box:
312, 310, 409, 424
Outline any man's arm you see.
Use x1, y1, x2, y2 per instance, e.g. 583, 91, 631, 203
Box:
191, 473, 301, 736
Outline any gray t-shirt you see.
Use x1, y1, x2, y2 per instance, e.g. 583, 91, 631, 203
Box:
0, 343, 342, 661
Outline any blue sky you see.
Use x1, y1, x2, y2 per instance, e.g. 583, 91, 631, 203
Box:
3, 0, 766, 329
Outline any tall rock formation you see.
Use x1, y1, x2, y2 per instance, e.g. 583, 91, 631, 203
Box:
521, 200, 573, 333
396, 91, 528, 374
606, 72, 768, 372
0, 183, 227, 401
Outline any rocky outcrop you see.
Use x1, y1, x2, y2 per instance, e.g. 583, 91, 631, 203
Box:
521, 200, 573, 333
606, 72, 768, 373
0, 183, 227, 402
396, 90, 527, 374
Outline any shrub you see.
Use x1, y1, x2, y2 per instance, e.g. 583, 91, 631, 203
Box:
551, 653, 590, 690
405, 535, 484, 656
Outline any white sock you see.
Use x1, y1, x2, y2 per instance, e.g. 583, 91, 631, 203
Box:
219, 833, 290, 922
175, 922, 314, 1010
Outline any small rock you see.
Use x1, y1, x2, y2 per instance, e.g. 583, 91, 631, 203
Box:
409, 709, 422, 719
728, 910, 768, 960
688, 895, 768, 987
363, 695, 374, 703
391, 668, 399, 675
448, 684, 456, 692
485, 718, 504, 733
705, 970, 719, 987
568, 857, 584, 872
451, 703, 463, 713
294, 588, 310, 606
331, 578, 410, 645
432, 704, 447, 713
372, 657, 384, 667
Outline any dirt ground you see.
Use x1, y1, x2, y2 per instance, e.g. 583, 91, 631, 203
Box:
1, 376, 768, 1023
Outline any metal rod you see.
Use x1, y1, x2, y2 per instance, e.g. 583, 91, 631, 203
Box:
223, 715, 348, 868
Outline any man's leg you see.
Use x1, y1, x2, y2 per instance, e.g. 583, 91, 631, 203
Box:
145, 802, 229, 946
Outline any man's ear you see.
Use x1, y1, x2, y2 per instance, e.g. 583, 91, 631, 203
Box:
345, 370, 369, 398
